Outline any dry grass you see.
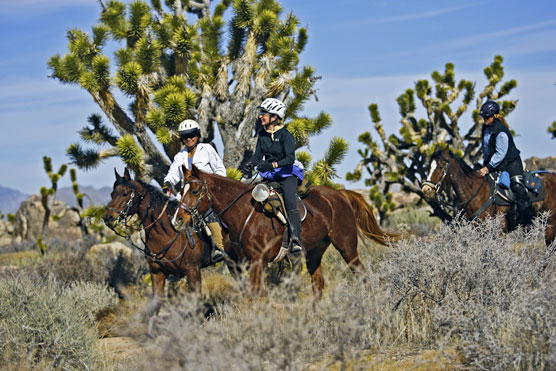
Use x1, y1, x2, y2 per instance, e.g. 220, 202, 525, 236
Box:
1, 213, 555, 370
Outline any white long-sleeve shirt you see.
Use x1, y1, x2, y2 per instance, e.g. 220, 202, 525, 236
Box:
164, 143, 226, 186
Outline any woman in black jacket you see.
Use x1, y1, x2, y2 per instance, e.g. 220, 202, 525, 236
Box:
477, 100, 534, 226
249, 98, 304, 254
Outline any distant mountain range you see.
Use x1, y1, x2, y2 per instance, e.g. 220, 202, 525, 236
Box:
0, 185, 111, 215
0, 186, 30, 215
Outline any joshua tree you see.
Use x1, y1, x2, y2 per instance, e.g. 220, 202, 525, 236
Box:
347, 56, 518, 221
549, 122, 556, 139
49, 0, 345, 186
38, 157, 68, 254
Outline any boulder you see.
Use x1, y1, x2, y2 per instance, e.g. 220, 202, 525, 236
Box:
0, 219, 17, 247
525, 156, 556, 172
12, 194, 82, 242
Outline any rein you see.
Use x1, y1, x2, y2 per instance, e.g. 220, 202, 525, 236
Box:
107, 180, 192, 264
182, 175, 258, 249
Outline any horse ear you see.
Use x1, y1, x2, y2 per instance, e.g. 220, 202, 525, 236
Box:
114, 168, 121, 180
182, 165, 192, 181
124, 167, 131, 181
191, 164, 201, 177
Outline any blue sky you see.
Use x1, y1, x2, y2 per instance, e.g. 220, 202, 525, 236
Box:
1, 0, 555, 194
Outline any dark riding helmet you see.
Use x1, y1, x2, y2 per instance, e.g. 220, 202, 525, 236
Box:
479, 100, 500, 118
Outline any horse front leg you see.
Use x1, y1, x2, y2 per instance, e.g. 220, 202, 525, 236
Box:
147, 271, 166, 337
184, 265, 202, 293
248, 259, 265, 297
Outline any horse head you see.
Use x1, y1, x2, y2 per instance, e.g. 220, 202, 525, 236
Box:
103, 168, 146, 228
180, 164, 212, 215
422, 147, 452, 198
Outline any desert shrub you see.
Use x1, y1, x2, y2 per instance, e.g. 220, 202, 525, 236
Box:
21, 250, 106, 285
381, 214, 556, 369
0, 272, 118, 369
386, 205, 441, 236
132, 214, 555, 370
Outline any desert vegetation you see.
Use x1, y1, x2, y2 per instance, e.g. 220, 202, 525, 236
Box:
1, 212, 555, 370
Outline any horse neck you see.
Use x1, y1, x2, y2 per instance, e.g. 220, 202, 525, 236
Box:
135, 188, 156, 226
204, 173, 252, 223
447, 158, 490, 210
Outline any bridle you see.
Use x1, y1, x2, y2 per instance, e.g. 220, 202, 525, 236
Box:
106, 180, 194, 264
423, 154, 487, 211
107, 184, 146, 225
422, 155, 451, 194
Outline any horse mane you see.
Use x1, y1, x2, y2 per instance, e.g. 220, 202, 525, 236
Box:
115, 177, 180, 215
431, 148, 475, 175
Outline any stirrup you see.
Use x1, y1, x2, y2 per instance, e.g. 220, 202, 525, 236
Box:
289, 239, 305, 255
211, 247, 227, 263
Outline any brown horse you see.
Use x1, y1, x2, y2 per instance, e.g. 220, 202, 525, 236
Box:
422, 147, 556, 245
103, 168, 221, 331
179, 165, 397, 298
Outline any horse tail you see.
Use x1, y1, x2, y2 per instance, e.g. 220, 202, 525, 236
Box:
339, 189, 398, 246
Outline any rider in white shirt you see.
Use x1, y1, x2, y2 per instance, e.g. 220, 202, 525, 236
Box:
163, 119, 227, 262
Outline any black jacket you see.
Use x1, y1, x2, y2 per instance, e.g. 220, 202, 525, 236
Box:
481, 119, 521, 172
252, 126, 296, 168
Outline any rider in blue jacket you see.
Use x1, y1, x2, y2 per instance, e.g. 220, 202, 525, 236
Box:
477, 100, 534, 226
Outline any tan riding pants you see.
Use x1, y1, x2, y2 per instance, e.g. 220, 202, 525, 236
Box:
208, 222, 224, 251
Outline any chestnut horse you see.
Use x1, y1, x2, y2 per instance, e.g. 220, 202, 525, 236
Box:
422, 147, 556, 245
179, 165, 397, 298
103, 168, 221, 331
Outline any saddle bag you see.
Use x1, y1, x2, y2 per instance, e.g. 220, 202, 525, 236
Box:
262, 191, 283, 214
296, 178, 312, 198
524, 171, 543, 196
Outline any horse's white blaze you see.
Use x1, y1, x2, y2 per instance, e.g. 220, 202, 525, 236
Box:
426, 160, 438, 181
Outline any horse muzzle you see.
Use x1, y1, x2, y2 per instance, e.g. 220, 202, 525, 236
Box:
103, 212, 117, 228
421, 182, 437, 199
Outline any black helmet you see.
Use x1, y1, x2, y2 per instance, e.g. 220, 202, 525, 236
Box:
479, 100, 500, 118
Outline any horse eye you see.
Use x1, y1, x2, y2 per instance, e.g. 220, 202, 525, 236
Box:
122, 191, 129, 197
191, 189, 199, 195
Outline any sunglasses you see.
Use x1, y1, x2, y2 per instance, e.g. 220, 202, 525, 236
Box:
259, 110, 270, 116
181, 134, 198, 140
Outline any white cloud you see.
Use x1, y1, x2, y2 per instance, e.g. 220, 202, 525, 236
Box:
366, 3, 483, 25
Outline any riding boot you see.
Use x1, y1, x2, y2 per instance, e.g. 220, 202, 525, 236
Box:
511, 181, 534, 227
287, 209, 304, 255
208, 222, 227, 263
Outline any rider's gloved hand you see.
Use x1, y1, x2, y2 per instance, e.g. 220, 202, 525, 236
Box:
239, 161, 253, 175
162, 181, 172, 195
257, 161, 274, 172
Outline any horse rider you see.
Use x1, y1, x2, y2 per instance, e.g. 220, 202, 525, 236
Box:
476, 100, 534, 226
244, 98, 304, 255
163, 119, 227, 262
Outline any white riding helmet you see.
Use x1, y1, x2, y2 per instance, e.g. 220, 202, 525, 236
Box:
259, 98, 286, 119
178, 119, 201, 138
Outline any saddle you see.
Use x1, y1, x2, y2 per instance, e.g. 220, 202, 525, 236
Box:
488, 171, 546, 206
252, 179, 310, 224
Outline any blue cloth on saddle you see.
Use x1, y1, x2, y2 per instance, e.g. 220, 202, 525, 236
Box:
498, 171, 510, 189
259, 164, 304, 181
